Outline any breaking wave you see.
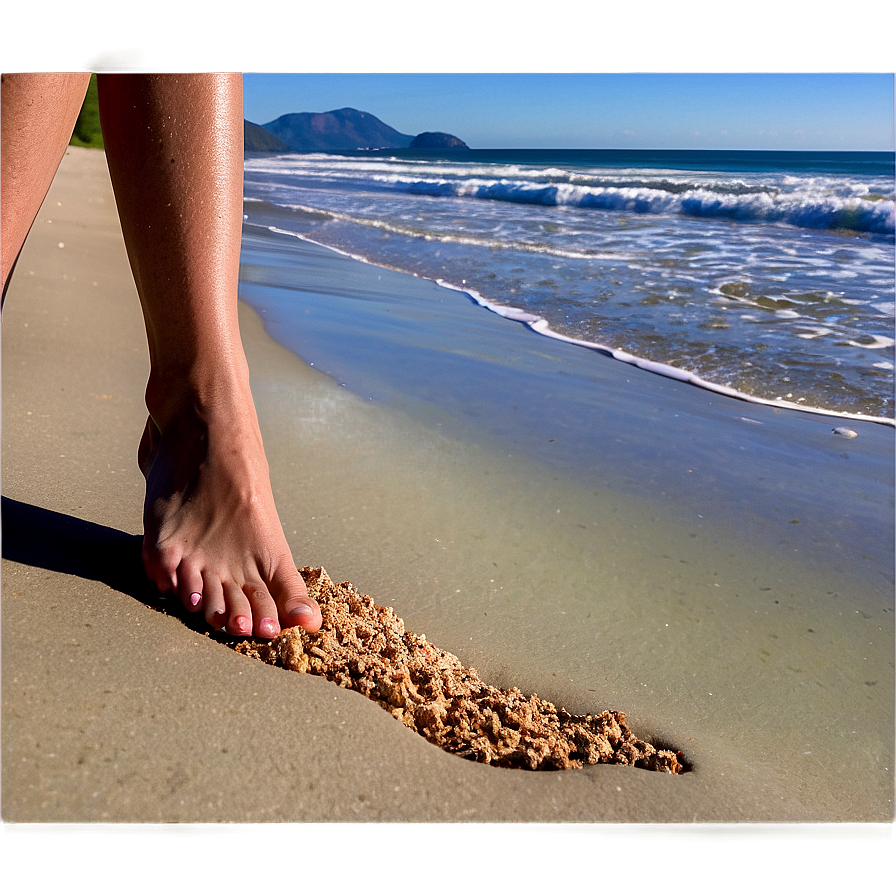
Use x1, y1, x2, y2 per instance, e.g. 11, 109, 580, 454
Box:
245, 153, 896, 235
393, 176, 895, 234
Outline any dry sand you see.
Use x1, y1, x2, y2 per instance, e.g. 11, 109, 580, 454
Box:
235, 567, 684, 773
2, 148, 893, 827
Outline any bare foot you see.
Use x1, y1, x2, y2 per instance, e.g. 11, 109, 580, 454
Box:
138, 391, 321, 638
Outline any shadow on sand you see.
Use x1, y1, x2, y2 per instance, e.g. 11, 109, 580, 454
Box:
1, 495, 208, 635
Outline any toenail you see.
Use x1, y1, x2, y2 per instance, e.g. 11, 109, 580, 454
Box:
189, 591, 201, 607
260, 617, 277, 636
234, 615, 251, 633
292, 603, 315, 623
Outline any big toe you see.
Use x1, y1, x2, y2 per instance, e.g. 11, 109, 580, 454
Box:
281, 597, 322, 632
272, 568, 321, 632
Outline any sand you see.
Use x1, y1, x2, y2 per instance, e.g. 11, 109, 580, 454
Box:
2, 147, 893, 825
235, 567, 683, 773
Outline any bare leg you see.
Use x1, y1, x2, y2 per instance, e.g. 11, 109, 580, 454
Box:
95, 73, 320, 637
1, 73, 90, 302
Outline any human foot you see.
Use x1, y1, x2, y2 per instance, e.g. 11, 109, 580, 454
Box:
138, 392, 321, 638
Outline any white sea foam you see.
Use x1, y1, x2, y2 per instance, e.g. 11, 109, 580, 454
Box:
248, 221, 894, 426
845, 334, 895, 349
246, 154, 896, 235
435, 277, 894, 425
243, 150, 895, 421
795, 326, 834, 339
256, 201, 634, 263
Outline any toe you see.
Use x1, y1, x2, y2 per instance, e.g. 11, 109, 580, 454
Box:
243, 583, 280, 638
178, 566, 206, 613
201, 577, 226, 630
270, 562, 321, 633
223, 581, 253, 636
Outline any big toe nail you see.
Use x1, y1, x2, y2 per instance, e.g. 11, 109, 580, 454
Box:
289, 603, 317, 627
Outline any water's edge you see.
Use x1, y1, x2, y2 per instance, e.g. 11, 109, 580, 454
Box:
256, 221, 895, 428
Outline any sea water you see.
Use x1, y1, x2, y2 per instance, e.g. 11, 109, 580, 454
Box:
243, 149, 895, 421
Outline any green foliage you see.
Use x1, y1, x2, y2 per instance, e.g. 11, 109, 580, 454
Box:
69, 74, 103, 149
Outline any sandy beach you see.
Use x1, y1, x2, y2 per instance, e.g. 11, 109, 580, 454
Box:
2, 147, 893, 827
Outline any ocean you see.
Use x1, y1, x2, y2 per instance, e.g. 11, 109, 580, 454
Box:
242, 148, 895, 421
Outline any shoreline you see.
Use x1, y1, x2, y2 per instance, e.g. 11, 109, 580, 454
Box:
3, 148, 893, 824
259, 221, 895, 427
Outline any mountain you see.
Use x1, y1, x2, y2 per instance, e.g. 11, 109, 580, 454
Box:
409, 131, 469, 150
244, 120, 290, 152
261, 107, 414, 152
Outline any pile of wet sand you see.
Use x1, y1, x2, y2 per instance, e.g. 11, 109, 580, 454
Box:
235, 567, 684, 773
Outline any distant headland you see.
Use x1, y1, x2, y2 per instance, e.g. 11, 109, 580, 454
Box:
244, 107, 469, 153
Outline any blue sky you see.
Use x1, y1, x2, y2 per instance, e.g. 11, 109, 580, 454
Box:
244, 73, 894, 152
245, 0, 894, 151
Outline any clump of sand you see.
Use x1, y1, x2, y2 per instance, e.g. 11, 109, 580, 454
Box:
235, 567, 684, 774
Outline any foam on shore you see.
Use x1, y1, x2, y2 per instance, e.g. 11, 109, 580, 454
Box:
255, 221, 894, 427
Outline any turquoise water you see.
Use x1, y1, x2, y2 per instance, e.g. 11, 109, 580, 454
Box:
243, 149, 895, 419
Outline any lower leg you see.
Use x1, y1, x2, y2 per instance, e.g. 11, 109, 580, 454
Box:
97, 73, 320, 636
1, 72, 90, 302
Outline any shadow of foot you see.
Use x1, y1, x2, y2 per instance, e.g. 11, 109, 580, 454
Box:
1, 496, 200, 633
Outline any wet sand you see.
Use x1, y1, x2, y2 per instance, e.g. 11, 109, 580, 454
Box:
2, 147, 893, 825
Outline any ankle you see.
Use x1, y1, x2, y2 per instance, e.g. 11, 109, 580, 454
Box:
144, 355, 253, 433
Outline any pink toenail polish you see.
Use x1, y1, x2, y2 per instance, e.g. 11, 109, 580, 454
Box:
189, 591, 201, 607
234, 615, 250, 634
260, 617, 277, 636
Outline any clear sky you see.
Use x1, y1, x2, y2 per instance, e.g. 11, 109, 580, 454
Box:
243, 73, 894, 152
